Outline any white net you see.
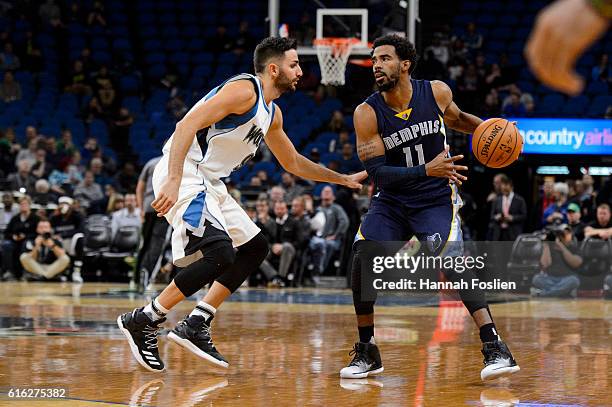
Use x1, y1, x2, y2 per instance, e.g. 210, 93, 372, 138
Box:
314, 39, 358, 86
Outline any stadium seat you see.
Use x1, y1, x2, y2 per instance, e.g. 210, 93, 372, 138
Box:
586, 95, 612, 117
585, 81, 609, 96
561, 96, 590, 117
506, 234, 543, 291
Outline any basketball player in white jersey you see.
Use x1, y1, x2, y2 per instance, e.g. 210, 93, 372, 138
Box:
117, 37, 366, 372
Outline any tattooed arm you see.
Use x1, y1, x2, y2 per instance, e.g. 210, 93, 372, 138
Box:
355, 102, 467, 186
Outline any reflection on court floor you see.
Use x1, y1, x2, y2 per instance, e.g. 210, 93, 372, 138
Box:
0, 282, 609, 406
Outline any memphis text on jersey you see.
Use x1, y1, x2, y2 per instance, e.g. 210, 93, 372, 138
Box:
382, 117, 443, 150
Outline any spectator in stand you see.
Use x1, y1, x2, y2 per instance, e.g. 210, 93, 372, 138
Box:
15, 138, 38, 168
520, 91, 535, 116
65, 60, 91, 96
87, 1, 107, 27
485, 64, 505, 90
339, 143, 362, 174
309, 186, 349, 276
457, 64, 481, 112
97, 80, 116, 114
50, 196, 83, 250
38, 0, 62, 26
110, 107, 133, 154
31, 148, 51, 179
584, 203, 612, 240
580, 174, 596, 221
209, 25, 233, 54
532, 224, 582, 297
19, 219, 70, 280
8, 159, 36, 194
543, 182, 570, 226
447, 57, 464, 82
74, 170, 104, 211
0, 128, 20, 174
328, 110, 347, 133
0, 192, 18, 234
281, 172, 305, 203
48, 158, 81, 196
32, 179, 57, 206
269, 185, 286, 207
115, 162, 139, 194
266, 200, 305, 285
503, 91, 527, 117
167, 95, 188, 120
57, 129, 76, 161
255, 198, 275, 242
66, 2, 85, 24
233, 21, 255, 54
567, 203, 586, 241
426, 33, 449, 66
482, 89, 501, 117
90, 157, 114, 188
489, 175, 527, 241
450, 38, 469, 63
2, 196, 39, 281
83, 96, 104, 123
531, 177, 556, 231
256, 170, 273, 188
0, 42, 20, 71
21, 31, 44, 73
474, 53, 488, 78
0, 71, 21, 103
110, 193, 140, 239
462, 22, 483, 51
302, 193, 315, 217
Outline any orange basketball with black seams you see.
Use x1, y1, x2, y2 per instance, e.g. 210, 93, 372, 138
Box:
472, 118, 523, 169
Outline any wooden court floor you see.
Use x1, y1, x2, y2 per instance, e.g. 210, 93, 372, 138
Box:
0, 282, 610, 406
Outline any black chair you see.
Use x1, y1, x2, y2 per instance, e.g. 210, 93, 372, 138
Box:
506, 234, 544, 292
578, 237, 611, 292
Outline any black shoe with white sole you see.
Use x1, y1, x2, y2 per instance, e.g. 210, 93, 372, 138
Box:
480, 340, 520, 381
168, 314, 229, 368
117, 308, 166, 372
339, 340, 384, 379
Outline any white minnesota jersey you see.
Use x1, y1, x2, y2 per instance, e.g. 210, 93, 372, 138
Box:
157, 73, 276, 198
152, 73, 273, 263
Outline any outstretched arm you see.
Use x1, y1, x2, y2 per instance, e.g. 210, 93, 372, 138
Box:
354, 102, 467, 186
431, 80, 483, 134
152, 80, 257, 216
265, 106, 366, 189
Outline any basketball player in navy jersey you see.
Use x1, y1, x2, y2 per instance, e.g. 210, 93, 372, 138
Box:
340, 35, 520, 381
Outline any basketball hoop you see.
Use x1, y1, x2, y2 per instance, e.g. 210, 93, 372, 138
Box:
313, 37, 361, 86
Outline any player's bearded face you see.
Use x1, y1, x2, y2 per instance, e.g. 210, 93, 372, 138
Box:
375, 61, 400, 91
275, 68, 296, 92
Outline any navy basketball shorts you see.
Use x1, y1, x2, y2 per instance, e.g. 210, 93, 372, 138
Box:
356, 186, 463, 257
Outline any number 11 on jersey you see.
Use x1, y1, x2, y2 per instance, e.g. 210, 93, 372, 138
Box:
403, 144, 425, 167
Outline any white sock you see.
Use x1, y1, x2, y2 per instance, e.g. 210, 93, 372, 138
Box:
189, 301, 216, 323
143, 298, 169, 321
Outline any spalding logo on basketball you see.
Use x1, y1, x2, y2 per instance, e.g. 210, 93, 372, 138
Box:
472, 118, 523, 169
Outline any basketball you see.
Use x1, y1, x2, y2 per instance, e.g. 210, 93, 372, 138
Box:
472, 118, 523, 168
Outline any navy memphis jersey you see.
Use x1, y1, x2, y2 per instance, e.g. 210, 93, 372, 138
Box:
365, 78, 451, 208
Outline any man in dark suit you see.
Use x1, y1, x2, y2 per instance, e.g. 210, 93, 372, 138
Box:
489, 175, 527, 241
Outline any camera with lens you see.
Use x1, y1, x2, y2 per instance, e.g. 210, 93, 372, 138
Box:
541, 221, 568, 242
42, 232, 52, 240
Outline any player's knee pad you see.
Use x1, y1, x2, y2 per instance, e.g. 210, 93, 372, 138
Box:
174, 240, 235, 297
351, 241, 376, 315
441, 267, 488, 314
215, 232, 268, 293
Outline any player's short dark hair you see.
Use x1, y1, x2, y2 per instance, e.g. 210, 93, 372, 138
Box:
253, 37, 298, 74
372, 34, 418, 74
